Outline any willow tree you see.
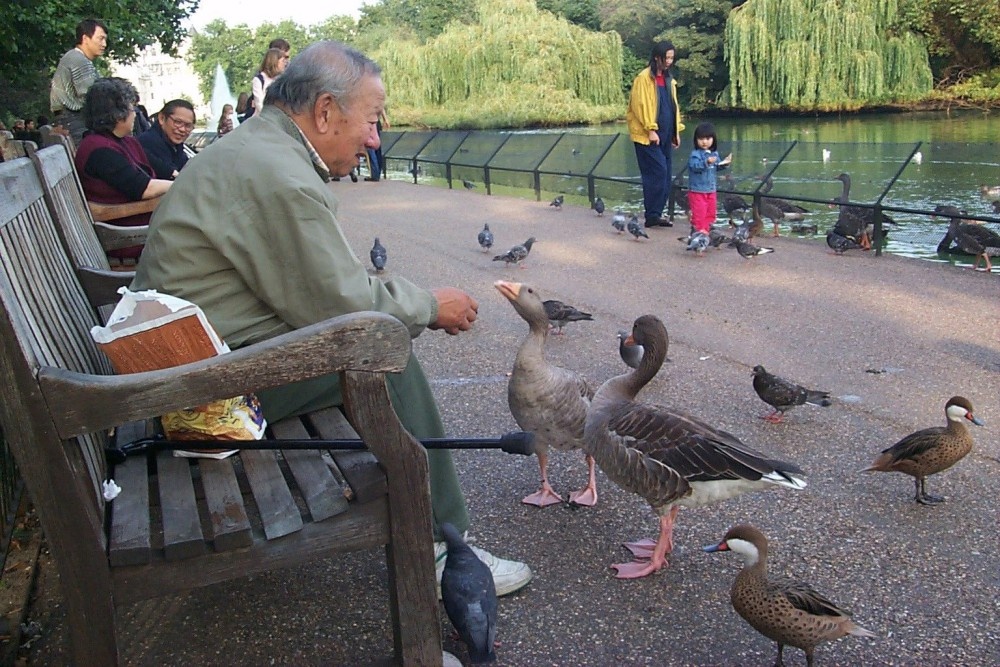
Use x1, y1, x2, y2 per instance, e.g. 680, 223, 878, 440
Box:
373, 0, 623, 127
724, 0, 933, 111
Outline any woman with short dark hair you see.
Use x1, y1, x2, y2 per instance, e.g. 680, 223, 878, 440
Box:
75, 77, 172, 260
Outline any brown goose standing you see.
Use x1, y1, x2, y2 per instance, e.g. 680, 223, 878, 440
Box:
583, 315, 806, 578
495, 281, 596, 507
864, 396, 984, 504
761, 177, 810, 221
946, 216, 1000, 271
832, 173, 895, 250
704, 525, 876, 666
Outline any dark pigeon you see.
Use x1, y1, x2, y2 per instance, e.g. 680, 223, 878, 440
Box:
463, 179, 477, 190
550, 195, 564, 210
708, 227, 731, 247
733, 238, 773, 258
478, 223, 494, 253
592, 196, 605, 217
543, 299, 593, 335
826, 230, 862, 254
492, 237, 536, 268
440, 522, 498, 664
370, 237, 387, 272
627, 214, 649, 241
752, 365, 832, 423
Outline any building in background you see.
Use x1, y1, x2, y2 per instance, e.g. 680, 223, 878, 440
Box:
111, 37, 210, 127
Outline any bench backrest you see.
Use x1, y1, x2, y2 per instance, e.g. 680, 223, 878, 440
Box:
0, 156, 112, 547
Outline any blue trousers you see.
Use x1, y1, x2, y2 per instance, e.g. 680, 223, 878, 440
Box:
634, 141, 673, 221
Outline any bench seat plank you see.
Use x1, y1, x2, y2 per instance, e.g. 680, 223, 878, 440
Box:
240, 449, 303, 540
156, 452, 207, 560
199, 458, 253, 551
108, 421, 152, 566
309, 407, 387, 504
269, 416, 349, 522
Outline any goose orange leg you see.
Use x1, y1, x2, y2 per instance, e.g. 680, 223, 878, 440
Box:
568, 453, 598, 507
612, 507, 679, 579
522, 449, 563, 507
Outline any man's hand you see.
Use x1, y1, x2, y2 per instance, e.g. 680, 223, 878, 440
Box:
648, 130, 660, 145
429, 287, 479, 335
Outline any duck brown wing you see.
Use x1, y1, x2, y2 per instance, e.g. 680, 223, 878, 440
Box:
881, 426, 947, 461
772, 576, 851, 618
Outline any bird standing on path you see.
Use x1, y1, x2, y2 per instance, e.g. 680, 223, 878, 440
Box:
477, 223, 494, 253
826, 230, 862, 255
440, 522, 498, 665
627, 214, 649, 241
495, 281, 597, 508
611, 210, 627, 234
592, 196, 605, 216
686, 232, 710, 255
704, 524, 876, 667
584, 315, 806, 579
463, 179, 477, 190
543, 299, 593, 335
733, 238, 773, 259
863, 396, 984, 505
370, 237, 386, 273
751, 365, 832, 423
492, 237, 536, 268
550, 195, 564, 210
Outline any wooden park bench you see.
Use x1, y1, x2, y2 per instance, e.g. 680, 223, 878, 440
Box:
0, 154, 443, 664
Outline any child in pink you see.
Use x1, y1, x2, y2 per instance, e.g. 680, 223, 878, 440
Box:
686, 122, 732, 235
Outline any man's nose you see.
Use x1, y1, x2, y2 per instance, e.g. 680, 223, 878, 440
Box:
366, 128, 381, 149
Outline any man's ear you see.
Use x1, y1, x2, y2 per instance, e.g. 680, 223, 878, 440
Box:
313, 93, 340, 134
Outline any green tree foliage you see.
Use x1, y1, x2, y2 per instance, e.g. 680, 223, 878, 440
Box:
658, 0, 734, 109
599, 0, 673, 59
359, 0, 477, 42
187, 20, 310, 102
724, 0, 933, 111
374, 0, 623, 128
536, 0, 602, 31
898, 0, 1000, 83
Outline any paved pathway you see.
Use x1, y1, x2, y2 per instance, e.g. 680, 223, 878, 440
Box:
26, 180, 999, 665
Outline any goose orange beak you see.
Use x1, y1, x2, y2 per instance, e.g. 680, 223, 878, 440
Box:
494, 280, 522, 302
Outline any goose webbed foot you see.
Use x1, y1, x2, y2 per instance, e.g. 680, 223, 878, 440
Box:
622, 538, 658, 559
610, 558, 666, 579
568, 485, 597, 507
522, 483, 564, 507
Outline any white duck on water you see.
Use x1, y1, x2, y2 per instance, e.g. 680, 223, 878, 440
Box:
584, 315, 806, 579
495, 281, 597, 507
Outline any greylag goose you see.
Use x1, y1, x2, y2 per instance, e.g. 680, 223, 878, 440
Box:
946, 216, 1000, 271
752, 365, 832, 423
832, 173, 896, 249
864, 396, 984, 504
761, 177, 809, 221
495, 281, 596, 507
543, 299, 593, 335
584, 315, 806, 578
704, 525, 876, 666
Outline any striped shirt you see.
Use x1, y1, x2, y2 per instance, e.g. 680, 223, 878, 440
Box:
50, 48, 98, 113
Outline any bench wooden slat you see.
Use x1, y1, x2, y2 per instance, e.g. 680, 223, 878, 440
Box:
269, 417, 349, 522
199, 458, 253, 551
156, 453, 207, 560
240, 449, 303, 539
109, 455, 152, 566
309, 407, 387, 503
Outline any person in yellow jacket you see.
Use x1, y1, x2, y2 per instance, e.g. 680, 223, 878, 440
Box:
626, 41, 684, 228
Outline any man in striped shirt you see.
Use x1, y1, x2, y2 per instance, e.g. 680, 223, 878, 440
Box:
50, 19, 108, 144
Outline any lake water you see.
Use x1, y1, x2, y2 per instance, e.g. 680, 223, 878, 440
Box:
383, 110, 1000, 269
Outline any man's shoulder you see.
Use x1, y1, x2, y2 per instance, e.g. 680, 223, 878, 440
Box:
57, 48, 89, 67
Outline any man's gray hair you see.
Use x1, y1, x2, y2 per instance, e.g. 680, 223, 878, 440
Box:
265, 41, 381, 114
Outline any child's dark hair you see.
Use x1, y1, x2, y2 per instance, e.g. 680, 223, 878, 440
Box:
693, 122, 718, 152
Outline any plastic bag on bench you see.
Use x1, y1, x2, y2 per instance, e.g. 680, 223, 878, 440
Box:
90, 287, 266, 459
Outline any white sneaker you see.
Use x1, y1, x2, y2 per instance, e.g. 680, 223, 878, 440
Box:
435, 537, 532, 598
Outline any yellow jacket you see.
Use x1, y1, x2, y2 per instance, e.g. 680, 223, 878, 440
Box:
626, 67, 684, 146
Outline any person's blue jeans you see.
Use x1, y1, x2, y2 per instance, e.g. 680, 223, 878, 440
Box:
366, 148, 380, 181
634, 141, 673, 222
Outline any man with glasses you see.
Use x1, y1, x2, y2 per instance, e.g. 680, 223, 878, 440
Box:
139, 99, 198, 179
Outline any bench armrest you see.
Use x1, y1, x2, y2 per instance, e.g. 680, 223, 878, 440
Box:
38, 310, 412, 440
88, 198, 160, 223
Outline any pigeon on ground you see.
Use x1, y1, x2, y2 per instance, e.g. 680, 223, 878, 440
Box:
627, 214, 649, 241
550, 195, 564, 210
439, 522, 498, 665
592, 196, 606, 217
477, 224, 494, 253
826, 230, 863, 255
463, 179, 476, 190
751, 365, 832, 423
492, 237, 536, 268
708, 227, 731, 247
686, 232, 710, 255
617, 330, 643, 369
729, 218, 753, 244
611, 210, 627, 234
543, 300, 593, 335
733, 238, 773, 258
370, 237, 387, 272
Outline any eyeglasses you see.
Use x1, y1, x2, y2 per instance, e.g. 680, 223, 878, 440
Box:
167, 115, 194, 131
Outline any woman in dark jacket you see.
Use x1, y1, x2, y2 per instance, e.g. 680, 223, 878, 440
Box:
75, 77, 172, 260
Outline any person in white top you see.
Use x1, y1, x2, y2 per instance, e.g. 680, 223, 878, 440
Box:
251, 48, 290, 114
